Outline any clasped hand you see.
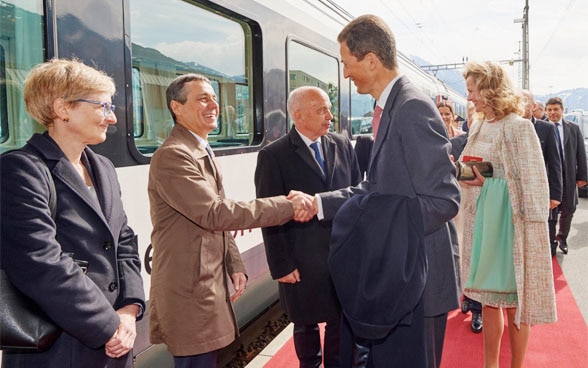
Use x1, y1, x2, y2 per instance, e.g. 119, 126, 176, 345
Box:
105, 305, 139, 358
287, 190, 317, 222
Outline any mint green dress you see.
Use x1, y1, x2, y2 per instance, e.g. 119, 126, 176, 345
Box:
462, 119, 518, 307
464, 178, 518, 306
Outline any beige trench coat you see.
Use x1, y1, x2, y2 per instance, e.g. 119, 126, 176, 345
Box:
148, 124, 294, 356
459, 113, 557, 327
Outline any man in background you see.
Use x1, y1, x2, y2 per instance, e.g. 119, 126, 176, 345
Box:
534, 100, 547, 120
521, 90, 563, 255
255, 86, 361, 368
545, 97, 587, 255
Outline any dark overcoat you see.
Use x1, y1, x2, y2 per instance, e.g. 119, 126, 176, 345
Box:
319, 76, 461, 367
254, 129, 361, 324
532, 117, 563, 202
1, 133, 145, 368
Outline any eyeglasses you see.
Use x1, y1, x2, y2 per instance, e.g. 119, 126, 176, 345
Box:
75, 99, 116, 117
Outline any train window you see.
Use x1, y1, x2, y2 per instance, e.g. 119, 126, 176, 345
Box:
287, 40, 340, 132
349, 84, 375, 136
130, 0, 254, 155
0, 0, 45, 152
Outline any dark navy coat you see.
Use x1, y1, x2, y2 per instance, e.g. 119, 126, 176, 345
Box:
1, 133, 145, 368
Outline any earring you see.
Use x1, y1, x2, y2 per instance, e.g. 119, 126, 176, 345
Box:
63, 117, 69, 122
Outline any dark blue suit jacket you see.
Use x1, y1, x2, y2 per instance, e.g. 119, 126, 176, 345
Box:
329, 193, 426, 340
1, 133, 145, 368
320, 76, 461, 317
532, 117, 563, 202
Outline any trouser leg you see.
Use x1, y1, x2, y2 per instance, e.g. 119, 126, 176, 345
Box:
173, 351, 217, 368
293, 323, 322, 368
424, 313, 448, 368
323, 316, 341, 368
558, 204, 574, 241
548, 215, 559, 243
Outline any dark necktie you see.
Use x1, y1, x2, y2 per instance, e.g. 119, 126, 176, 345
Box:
310, 142, 326, 174
205, 144, 214, 159
554, 122, 564, 163
372, 105, 383, 139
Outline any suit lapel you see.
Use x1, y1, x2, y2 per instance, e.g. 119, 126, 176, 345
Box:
562, 120, 571, 148
290, 129, 326, 180
322, 135, 336, 186
369, 76, 406, 173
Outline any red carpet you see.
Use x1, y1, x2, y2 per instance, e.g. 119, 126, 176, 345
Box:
441, 258, 588, 367
264, 259, 587, 367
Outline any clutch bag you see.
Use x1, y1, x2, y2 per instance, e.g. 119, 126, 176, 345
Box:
455, 161, 494, 181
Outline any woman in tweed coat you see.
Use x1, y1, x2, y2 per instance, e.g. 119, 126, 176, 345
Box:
459, 61, 556, 368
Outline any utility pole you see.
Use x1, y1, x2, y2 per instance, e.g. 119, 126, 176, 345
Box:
514, 0, 529, 89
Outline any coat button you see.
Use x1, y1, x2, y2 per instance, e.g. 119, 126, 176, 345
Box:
108, 282, 118, 292
103, 241, 112, 250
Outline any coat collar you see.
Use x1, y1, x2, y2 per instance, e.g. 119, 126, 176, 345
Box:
25, 132, 115, 237
170, 124, 221, 183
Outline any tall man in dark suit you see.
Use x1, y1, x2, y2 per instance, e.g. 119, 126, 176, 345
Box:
292, 15, 461, 368
545, 97, 587, 255
255, 86, 362, 368
521, 90, 563, 255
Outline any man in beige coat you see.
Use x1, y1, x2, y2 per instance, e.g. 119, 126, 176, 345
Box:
148, 74, 310, 367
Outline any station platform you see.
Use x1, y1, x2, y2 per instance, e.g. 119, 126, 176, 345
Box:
247, 256, 588, 367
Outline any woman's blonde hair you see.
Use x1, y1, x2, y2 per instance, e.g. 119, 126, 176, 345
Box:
23, 58, 115, 127
463, 61, 522, 121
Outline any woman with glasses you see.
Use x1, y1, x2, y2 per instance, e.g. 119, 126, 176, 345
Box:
0, 58, 145, 368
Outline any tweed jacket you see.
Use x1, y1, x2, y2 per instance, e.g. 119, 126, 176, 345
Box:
460, 113, 557, 326
148, 124, 294, 356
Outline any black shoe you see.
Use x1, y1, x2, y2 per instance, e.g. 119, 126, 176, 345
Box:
471, 311, 482, 333
559, 239, 568, 254
550, 241, 558, 256
461, 299, 471, 314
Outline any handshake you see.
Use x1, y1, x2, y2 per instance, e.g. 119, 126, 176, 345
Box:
287, 190, 318, 222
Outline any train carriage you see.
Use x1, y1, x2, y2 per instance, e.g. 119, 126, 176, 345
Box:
0, 0, 466, 365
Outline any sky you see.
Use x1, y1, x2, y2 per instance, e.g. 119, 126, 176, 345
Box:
335, 0, 587, 96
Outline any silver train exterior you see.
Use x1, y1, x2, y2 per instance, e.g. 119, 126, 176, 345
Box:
0, 0, 466, 365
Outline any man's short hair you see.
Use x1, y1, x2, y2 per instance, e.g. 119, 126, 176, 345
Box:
545, 97, 564, 108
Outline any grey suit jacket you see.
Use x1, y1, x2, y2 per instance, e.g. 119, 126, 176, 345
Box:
255, 128, 361, 324
1, 133, 145, 368
319, 75, 461, 317
560, 119, 587, 211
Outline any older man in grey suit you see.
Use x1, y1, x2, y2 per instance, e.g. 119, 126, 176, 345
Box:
292, 15, 460, 368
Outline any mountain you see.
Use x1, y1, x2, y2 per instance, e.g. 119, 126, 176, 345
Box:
410, 55, 588, 112
535, 89, 588, 112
